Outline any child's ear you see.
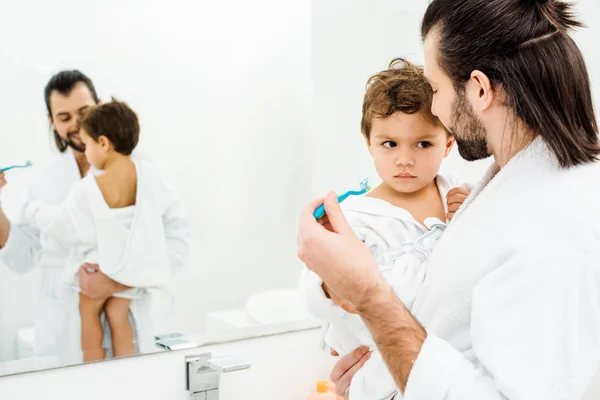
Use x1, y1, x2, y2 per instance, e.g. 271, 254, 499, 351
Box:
98, 136, 111, 151
444, 134, 455, 157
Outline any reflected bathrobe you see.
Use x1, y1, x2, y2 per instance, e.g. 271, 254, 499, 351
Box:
0, 151, 190, 362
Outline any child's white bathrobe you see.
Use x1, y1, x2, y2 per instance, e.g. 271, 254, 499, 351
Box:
300, 173, 464, 400
401, 137, 600, 399
22, 157, 190, 362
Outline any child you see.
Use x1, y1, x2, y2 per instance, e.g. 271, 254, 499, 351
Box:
24, 100, 188, 362
300, 58, 470, 399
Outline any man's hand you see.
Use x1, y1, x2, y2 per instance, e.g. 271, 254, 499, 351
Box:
79, 264, 130, 299
0, 171, 6, 191
299, 193, 427, 393
446, 187, 470, 220
0, 171, 10, 247
297, 193, 385, 312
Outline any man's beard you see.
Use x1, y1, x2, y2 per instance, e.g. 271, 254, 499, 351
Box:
61, 131, 86, 152
449, 91, 491, 162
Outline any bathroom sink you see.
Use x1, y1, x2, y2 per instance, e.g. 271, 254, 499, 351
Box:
244, 288, 312, 325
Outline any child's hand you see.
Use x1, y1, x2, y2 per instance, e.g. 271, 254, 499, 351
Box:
322, 282, 359, 314
446, 187, 470, 220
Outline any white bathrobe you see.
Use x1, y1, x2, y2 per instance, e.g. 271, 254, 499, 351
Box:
300, 173, 464, 400
0, 150, 190, 363
403, 137, 600, 399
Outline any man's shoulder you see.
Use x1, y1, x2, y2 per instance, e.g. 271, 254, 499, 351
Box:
33, 152, 75, 181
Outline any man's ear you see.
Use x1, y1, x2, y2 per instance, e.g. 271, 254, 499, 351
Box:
468, 69, 495, 112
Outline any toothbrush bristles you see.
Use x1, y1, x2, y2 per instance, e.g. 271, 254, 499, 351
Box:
360, 178, 370, 191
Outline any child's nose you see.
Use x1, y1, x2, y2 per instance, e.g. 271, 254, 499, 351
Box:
395, 151, 415, 167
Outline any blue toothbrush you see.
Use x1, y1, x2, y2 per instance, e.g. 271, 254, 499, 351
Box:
313, 178, 371, 220
1, 160, 32, 173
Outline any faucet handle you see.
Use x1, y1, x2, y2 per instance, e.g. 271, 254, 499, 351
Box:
207, 356, 251, 373
186, 353, 251, 398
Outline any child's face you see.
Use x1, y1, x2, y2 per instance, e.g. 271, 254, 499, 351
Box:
367, 112, 454, 194
80, 129, 109, 170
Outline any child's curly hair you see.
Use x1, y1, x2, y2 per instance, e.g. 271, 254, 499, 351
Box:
361, 58, 443, 140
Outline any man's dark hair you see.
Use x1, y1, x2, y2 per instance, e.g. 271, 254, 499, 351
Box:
422, 0, 599, 167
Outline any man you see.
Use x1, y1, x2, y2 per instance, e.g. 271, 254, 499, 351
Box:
0, 71, 190, 361
298, 0, 600, 399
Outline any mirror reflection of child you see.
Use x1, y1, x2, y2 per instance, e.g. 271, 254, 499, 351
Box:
25, 100, 188, 362
301, 59, 470, 399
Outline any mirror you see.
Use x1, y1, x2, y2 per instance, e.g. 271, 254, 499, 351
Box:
1, 0, 598, 378
0, 0, 315, 376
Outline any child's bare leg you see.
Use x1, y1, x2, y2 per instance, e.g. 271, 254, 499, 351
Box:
104, 297, 135, 357
79, 292, 108, 362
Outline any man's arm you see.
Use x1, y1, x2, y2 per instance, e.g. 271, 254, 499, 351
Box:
0, 185, 42, 273
358, 282, 425, 393
359, 250, 600, 400
298, 194, 600, 400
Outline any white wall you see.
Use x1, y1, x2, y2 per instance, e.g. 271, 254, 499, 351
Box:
0, 0, 312, 361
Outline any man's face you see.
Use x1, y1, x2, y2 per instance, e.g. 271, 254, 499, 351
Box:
423, 28, 491, 161
48, 82, 98, 153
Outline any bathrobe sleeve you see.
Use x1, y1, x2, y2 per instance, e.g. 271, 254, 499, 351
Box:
403, 247, 600, 400
22, 184, 94, 251
0, 187, 42, 274
299, 267, 346, 322
299, 217, 377, 322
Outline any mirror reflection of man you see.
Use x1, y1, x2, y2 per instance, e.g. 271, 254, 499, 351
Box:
0, 70, 190, 361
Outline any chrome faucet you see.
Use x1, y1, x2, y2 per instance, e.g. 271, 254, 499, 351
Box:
185, 353, 251, 400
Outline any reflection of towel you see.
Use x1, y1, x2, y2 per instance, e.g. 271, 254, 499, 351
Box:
300, 173, 464, 400
24, 158, 181, 291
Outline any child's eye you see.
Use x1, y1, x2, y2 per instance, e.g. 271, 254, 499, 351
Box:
417, 141, 433, 148
382, 141, 397, 148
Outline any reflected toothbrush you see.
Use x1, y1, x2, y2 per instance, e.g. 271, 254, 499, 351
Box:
1, 160, 33, 173
313, 178, 371, 220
